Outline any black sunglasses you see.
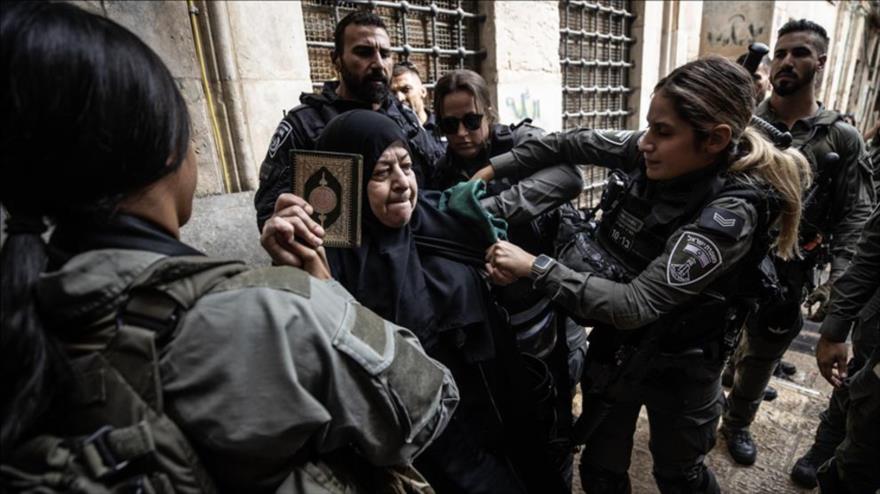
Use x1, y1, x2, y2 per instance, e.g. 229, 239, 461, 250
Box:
439, 113, 484, 134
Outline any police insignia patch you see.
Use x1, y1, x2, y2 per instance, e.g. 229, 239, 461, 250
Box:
666, 231, 723, 286
268, 120, 293, 158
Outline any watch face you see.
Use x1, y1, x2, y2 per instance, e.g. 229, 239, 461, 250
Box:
535, 255, 552, 270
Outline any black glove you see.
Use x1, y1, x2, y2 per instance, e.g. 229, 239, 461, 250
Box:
805, 282, 832, 322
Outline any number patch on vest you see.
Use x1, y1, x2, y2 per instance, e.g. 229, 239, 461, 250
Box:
666, 231, 723, 286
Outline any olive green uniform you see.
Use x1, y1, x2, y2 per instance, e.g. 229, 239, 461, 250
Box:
816, 205, 880, 493
723, 102, 874, 432
31, 248, 459, 493
489, 128, 771, 493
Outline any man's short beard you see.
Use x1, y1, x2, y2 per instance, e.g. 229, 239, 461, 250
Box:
340, 64, 389, 104
772, 67, 815, 97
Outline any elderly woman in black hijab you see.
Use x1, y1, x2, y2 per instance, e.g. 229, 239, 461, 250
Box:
262, 109, 581, 494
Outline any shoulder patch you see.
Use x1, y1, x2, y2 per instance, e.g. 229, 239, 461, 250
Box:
666, 231, 723, 286
698, 206, 746, 240
268, 120, 293, 158
212, 266, 310, 298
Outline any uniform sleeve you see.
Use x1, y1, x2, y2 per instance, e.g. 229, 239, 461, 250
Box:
161, 269, 458, 472
489, 128, 644, 181
480, 163, 583, 226
821, 205, 880, 342
254, 115, 305, 232
828, 125, 874, 279
533, 196, 759, 329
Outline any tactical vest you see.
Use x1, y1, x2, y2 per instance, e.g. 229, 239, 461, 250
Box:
0, 257, 249, 494
560, 166, 774, 355
793, 110, 845, 243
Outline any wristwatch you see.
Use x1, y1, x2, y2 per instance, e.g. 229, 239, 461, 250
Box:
529, 254, 556, 280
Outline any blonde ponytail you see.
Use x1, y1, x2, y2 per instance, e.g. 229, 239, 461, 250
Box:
728, 127, 812, 260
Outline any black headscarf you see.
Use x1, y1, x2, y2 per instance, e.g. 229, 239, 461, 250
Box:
318, 110, 493, 356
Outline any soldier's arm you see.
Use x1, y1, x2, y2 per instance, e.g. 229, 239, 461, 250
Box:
821, 205, 880, 342
254, 116, 306, 232
489, 128, 644, 182
162, 270, 458, 471
532, 196, 758, 329
828, 126, 874, 279
480, 164, 583, 226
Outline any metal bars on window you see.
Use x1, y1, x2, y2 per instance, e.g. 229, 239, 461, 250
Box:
560, 0, 635, 130
302, 0, 484, 94
559, 0, 635, 208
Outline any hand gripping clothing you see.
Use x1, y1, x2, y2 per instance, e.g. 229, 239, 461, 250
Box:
490, 127, 776, 494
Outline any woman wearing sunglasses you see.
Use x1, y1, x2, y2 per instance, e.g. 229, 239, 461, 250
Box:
428, 69, 588, 490
430, 70, 544, 192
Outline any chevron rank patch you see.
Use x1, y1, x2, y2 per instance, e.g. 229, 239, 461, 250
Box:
666, 231, 722, 286
698, 207, 745, 240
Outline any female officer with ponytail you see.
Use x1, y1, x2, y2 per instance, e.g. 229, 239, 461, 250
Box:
480, 56, 811, 493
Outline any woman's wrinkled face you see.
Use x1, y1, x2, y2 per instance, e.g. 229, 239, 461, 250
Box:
638, 92, 716, 181
367, 140, 418, 228
441, 90, 490, 160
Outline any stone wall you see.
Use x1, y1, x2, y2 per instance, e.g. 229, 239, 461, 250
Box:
699, 1, 773, 60
76, 0, 226, 196
479, 1, 563, 132
73, 0, 313, 196
181, 191, 270, 265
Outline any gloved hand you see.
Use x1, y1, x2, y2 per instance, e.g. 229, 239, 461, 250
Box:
805, 282, 832, 322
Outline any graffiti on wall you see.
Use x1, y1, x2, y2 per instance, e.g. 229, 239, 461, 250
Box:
699, 1, 772, 59
505, 89, 541, 121
705, 14, 765, 47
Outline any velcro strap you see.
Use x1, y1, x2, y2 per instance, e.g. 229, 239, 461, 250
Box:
78, 422, 156, 480
119, 288, 182, 345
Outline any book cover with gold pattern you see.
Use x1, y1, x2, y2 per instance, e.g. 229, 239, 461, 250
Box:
291, 150, 362, 248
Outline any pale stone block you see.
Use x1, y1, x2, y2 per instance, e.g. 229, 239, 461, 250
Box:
629, 0, 664, 129
240, 78, 315, 185
491, 1, 561, 74
225, 1, 312, 81
481, 1, 562, 132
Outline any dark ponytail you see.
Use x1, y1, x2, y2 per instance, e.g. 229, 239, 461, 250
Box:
0, 2, 191, 453
0, 216, 66, 456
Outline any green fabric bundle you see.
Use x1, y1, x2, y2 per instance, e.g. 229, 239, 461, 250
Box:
439, 180, 509, 243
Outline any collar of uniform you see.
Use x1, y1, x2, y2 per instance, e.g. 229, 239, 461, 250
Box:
644, 160, 722, 196
756, 99, 826, 132
423, 111, 437, 131
48, 213, 203, 269
309, 80, 398, 113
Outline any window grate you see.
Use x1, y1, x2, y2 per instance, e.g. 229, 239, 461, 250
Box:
302, 0, 484, 98
559, 0, 635, 208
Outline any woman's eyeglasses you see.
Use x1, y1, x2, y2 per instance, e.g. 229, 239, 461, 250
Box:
439, 113, 484, 134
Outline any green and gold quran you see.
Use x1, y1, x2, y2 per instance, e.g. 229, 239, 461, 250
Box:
291, 150, 363, 248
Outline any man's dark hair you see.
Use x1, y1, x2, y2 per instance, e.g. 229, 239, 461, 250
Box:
778, 18, 829, 55
333, 10, 387, 58
735, 52, 770, 68
392, 62, 421, 79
